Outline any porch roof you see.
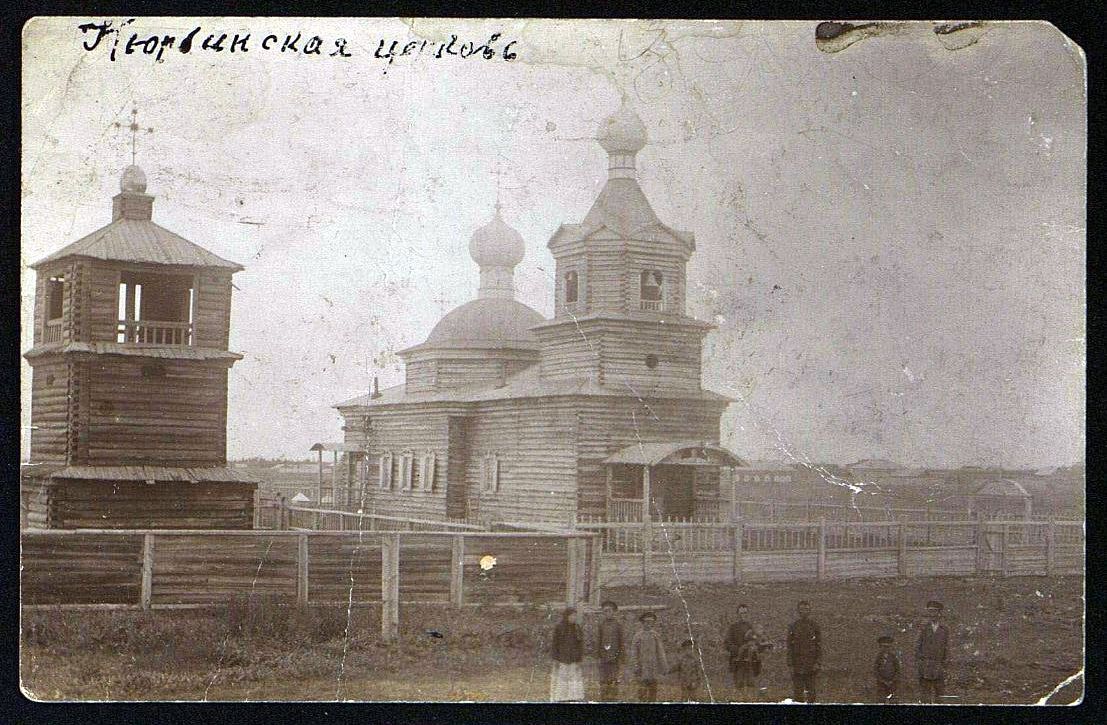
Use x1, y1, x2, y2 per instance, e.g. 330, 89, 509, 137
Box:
604, 441, 746, 467
309, 442, 365, 453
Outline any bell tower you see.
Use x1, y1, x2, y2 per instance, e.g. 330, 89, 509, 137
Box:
22, 153, 256, 529
533, 98, 714, 393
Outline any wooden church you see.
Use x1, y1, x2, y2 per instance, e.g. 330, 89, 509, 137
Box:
21, 163, 256, 528
336, 100, 744, 525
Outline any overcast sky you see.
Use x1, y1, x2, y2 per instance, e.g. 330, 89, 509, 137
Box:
21, 18, 1085, 467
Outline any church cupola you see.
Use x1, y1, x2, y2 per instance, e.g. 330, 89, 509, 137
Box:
469, 206, 526, 300
597, 97, 648, 180
112, 164, 155, 221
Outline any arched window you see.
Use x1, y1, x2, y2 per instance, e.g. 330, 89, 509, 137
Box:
564, 270, 579, 304
640, 270, 663, 309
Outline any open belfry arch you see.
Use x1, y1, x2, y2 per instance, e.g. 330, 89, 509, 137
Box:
22, 121, 256, 528
336, 97, 742, 525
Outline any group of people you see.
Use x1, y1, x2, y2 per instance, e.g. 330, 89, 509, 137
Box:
548, 598, 951, 703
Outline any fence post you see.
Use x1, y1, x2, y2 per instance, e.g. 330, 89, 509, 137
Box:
450, 535, 465, 608
974, 519, 984, 574
140, 533, 155, 610
898, 522, 907, 577
1001, 523, 1010, 578
381, 533, 400, 643
732, 519, 744, 583
297, 533, 309, 606
278, 496, 289, 530
252, 488, 261, 529
1046, 519, 1056, 576
641, 521, 652, 586
588, 535, 602, 607
814, 518, 823, 580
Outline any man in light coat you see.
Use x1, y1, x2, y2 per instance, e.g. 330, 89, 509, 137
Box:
916, 600, 950, 703
628, 610, 668, 702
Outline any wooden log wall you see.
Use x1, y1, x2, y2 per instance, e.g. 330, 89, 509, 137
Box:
85, 262, 121, 342
50, 481, 254, 529
82, 358, 229, 467
29, 359, 70, 462
460, 399, 579, 523
344, 405, 465, 521
192, 271, 233, 349
597, 318, 707, 392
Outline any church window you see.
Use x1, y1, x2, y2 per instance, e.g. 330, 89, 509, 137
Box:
640, 270, 663, 310
379, 452, 394, 490
400, 453, 415, 491
564, 270, 579, 304
481, 452, 500, 494
420, 451, 437, 491
47, 275, 65, 321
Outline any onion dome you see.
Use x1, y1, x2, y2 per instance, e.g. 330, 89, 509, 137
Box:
469, 207, 526, 269
597, 97, 648, 155
120, 164, 148, 193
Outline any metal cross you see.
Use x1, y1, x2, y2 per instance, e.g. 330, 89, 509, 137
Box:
114, 107, 154, 165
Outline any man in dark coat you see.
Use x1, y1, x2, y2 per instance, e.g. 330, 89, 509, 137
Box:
723, 603, 755, 697
916, 600, 950, 703
595, 600, 625, 701
786, 600, 822, 703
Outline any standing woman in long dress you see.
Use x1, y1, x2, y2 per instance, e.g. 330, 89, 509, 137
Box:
549, 607, 585, 702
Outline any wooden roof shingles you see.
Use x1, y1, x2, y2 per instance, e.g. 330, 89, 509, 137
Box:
31, 218, 243, 271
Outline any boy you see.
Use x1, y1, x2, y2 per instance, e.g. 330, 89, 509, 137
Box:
628, 611, 668, 702
873, 635, 901, 702
595, 600, 625, 701
670, 639, 701, 702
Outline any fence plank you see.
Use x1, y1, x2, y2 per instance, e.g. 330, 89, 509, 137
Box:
450, 535, 465, 608
381, 533, 400, 643
897, 523, 907, 577
1046, 520, 1056, 576
817, 518, 826, 580
140, 533, 154, 610
297, 533, 309, 605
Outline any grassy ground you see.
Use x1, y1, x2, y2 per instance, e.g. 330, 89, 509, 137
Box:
20, 575, 1083, 704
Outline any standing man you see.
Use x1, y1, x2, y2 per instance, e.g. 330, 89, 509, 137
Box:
595, 600, 625, 701
629, 611, 669, 702
724, 603, 755, 700
916, 600, 950, 703
786, 600, 822, 703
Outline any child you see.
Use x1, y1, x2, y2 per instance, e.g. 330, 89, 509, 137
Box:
873, 634, 902, 702
628, 611, 668, 702
670, 639, 701, 702
734, 628, 767, 701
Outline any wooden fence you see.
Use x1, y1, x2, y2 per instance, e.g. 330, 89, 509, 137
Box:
575, 518, 1084, 587
20, 528, 601, 643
